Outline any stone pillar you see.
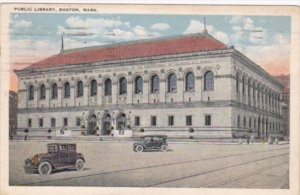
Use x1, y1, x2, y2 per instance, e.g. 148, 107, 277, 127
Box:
177, 77, 184, 103
112, 82, 117, 105
196, 76, 202, 101
97, 83, 103, 106
83, 84, 89, 106
127, 80, 133, 105
34, 86, 38, 108
143, 80, 149, 104
46, 86, 50, 107
57, 86, 62, 107
70, 85, 75, 107
159, 79, 166, 103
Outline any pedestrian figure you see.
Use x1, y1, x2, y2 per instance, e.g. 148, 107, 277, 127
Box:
246, 135, 250, 144
250, 134, 255, 144
238, 138, 243, 144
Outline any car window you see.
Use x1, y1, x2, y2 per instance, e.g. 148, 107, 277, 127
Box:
69, 145, 76, 152
153, 137, 163, 141
60, 145, 68, 151
48, 145, 58, 153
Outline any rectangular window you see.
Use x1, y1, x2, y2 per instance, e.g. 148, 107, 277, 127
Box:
28, 118, 32, 128
51, 118, 56, 128
237, 116, 240, 127
243, 117, 246, 127
63, 117, 68, 127
39, 118, 43, 127
186, 115, 192, 126
205, 115, 211, 126
168, 116, 174, 126
135, 116, 140, 126
254, 118, 256, 128
151, 116, 157, 126
76, 117, 81, 126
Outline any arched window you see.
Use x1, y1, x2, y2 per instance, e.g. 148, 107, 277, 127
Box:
242, 76, 245, 94
64, 82, 70, 98
135, 76, 143, 94
40, 84, 46, 100
236, 73, 239, 92
77, 81, 83, 97
51, 83, 58, 99
204, 71, 214, 91
151, 75, 160, 93
90, 79, 97, 96
248, 79, 251, 97
119, 77, 127, 95
104, 79, 112, 96
185, 72, 195, 91
168, 73, 177, 92
28, 85, 34, 100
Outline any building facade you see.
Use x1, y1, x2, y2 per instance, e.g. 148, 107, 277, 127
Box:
15, 32, 284, 138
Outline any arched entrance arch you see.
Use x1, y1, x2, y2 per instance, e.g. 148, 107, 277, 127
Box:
87, 114, 97, 135
117, 113, 127, 130
102, 113, 112, 135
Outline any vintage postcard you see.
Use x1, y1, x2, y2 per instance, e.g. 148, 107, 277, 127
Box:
0, 3, 299, 195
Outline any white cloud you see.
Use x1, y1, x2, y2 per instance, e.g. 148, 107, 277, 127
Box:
150, 23, 170, 31
183, 20, 229, 44
229, 16, 242, 24
273, 33, 289, 44
13, 19, 32, 28
58, 16, 161, 42
9, 38, 59, 67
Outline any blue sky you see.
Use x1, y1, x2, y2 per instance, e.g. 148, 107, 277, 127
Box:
9, 13, 291, 89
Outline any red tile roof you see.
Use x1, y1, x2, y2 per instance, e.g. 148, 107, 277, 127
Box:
25, 33, 227, 70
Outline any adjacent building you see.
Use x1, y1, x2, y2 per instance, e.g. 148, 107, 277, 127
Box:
9, 90, 18, 137
276, 74, 290, 138
15, 31, 284, 139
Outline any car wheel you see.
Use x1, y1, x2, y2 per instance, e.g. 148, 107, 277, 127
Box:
24, 164, 35, 174
161, 145, 168, 152
75, 159, 84, 171
136, 145, 144, 152
38, 162, 52, 175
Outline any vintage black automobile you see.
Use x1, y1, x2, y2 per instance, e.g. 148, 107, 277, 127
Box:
24, 143, 85, 175
133, 135, 168, 152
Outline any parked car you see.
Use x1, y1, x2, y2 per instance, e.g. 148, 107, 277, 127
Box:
24, 143, 85, 175
133, 135, 168, 152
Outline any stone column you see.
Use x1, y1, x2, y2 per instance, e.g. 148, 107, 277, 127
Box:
177, 77, 184, 103
83, 83, 89, 106
112, 81, 117, 105
127, 80, 133, 105
70, 85, 75, 107
97, 83, 103, 106
159, 79, 166, 103
143, 80, 149, 104
57, 86, 62, 107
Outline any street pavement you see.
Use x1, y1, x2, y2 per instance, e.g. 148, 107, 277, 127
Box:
9, 141, 289, 188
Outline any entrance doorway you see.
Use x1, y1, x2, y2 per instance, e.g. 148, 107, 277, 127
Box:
87, 114, 97, 135
102, 113, 112, 135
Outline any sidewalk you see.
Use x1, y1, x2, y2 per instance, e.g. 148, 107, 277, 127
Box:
9, 135, 290, 145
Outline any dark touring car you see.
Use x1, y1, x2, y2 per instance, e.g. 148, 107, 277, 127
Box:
24, 143, 85, 175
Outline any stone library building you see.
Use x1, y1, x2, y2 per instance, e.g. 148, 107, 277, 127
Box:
15, 30, 284, 139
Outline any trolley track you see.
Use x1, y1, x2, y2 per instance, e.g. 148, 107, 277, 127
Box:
22, 146, 289, 186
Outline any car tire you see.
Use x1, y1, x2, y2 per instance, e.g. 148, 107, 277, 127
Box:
38, 162, 52, 175
75, 159, 84, 171
24, 164, 35, 174
161, 145, 168, 152
136, 145, 144, 152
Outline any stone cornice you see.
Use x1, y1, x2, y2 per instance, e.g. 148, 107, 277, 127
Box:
15, 49, 233, 77
232, 49, 284, 89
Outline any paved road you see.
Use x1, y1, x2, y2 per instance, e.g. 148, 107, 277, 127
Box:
9, 141, 289, 188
